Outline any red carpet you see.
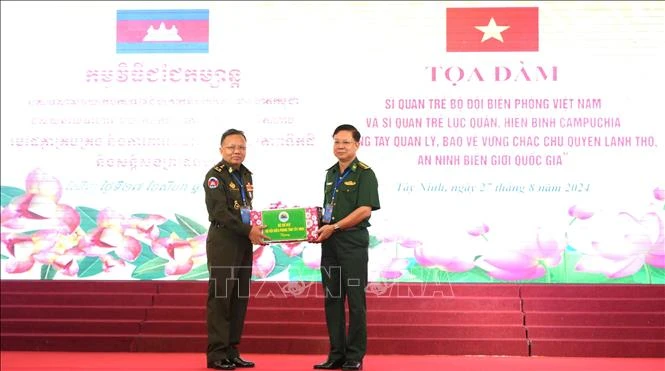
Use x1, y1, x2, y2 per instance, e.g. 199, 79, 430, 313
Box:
1, 281, 664, 357
2, 351, 664, 371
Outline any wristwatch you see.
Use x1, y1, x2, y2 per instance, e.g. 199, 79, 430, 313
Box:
333, 224, 340, 231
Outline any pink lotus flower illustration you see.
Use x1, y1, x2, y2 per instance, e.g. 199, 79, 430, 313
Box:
2, 231, 57, 273
468, 224, 489, 237
380, 234, 422, 249
99, 254, 127, 272
413, 224, 488, 273
2, 229, 84, 275
414, 242, 476, 273
48, 251, 84, 276
467, 224, 490, 241
252, 245, 276, 278
3, 168, 659, 284
379, 257, 410, 279
151, 234, 206, 275
654, 187, 665, 202
370, 229, 423, 280
301, 243, 321, 270
571, 211, 664, 278
281, 242, 305, 257
368, 244, 412, 280
568, 205, 594, 223
475, 228, 563, 280
1, 169, 80, 234
77, 209, 166, 263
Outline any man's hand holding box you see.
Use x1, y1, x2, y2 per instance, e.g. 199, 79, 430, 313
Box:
250, 207, 321, 243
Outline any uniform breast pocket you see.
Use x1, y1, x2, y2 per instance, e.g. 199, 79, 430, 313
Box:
228, 188, 244, 209
338, 183, 358, 201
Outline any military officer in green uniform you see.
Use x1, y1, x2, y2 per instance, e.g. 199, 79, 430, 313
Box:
314, 124, 380, 371
204, 129, 268, 370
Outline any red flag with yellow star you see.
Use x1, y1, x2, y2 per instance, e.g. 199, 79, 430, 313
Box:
446, 7, 539, 52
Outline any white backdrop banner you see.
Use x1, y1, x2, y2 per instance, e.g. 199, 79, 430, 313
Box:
1, 1, 663, 283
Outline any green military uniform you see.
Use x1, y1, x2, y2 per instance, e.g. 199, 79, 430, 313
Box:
203, 160, 254, 365
320, 157, 380, 363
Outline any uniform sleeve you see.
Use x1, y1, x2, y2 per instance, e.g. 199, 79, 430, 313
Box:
322, 172, 332, 207
357, 169, 380, 211
204, 172, 252, 237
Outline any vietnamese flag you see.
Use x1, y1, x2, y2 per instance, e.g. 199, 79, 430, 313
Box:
446, 7, 539, 52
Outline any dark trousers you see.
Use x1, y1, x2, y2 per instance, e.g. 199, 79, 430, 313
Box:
320, 229, 369, 362
206, 225, 252, 363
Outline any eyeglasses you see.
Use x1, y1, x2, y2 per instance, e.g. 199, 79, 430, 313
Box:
223, 145, 247, 152
334, 140, 356, 146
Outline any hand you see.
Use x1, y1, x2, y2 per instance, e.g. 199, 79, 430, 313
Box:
314, 224, 336, 243
249, 225, 270, 245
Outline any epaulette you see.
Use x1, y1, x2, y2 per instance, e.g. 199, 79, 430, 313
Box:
357, 161, 370, 170
214, 163, 225, 173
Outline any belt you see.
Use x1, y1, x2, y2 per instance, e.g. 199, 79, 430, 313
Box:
322, 224, 365, 232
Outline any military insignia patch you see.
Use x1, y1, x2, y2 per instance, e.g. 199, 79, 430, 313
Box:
229, 182, 236, 189
208, 177, 219, 189
344, 181, 356, 186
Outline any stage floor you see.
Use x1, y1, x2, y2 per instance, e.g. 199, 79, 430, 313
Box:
1, 352, 664, 371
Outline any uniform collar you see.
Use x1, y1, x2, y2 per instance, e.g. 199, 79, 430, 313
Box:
327, 157, 360, 174
220, 160, 252, 174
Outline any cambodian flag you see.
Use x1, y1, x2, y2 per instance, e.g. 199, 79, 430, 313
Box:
116, 9, 209, 54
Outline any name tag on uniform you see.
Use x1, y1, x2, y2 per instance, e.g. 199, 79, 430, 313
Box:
322, 203, 333, 223
240, 207, 251, 224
